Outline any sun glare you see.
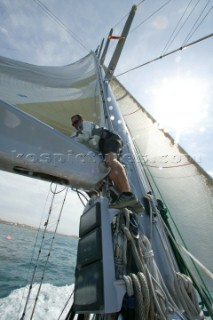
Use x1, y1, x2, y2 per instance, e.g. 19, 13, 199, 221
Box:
153, 76, 208, 140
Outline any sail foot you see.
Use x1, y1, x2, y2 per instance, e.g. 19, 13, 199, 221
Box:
0, 100, 109, 190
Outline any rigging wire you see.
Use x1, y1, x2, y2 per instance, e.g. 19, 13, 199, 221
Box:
136, 0, 146, 7
130, 0, 172, 34
162, 0, 212, 55
116, 32, 213, 77
182, 0, 212, 46
17, 186, 52, 320
19, 185, 69, 320
161, 0, 202, 54
19, 184, 58, 320
29, 187, 69, 320
161, 0, 194, 55
33, 0, 90, 52
112, 10, 130, 30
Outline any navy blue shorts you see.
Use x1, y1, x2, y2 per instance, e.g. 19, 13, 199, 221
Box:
99, 130, 123, 154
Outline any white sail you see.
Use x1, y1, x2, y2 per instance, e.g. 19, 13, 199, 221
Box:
111, 77, 213, 291
0, 53, 110, 189
0, 53, 101, 135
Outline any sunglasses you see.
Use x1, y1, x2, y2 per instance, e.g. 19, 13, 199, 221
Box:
72, 119, 79, 126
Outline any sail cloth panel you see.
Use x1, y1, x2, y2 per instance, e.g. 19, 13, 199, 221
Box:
0, 53, 110, 189
111, 78, 213, 291
0, 53, 101, 135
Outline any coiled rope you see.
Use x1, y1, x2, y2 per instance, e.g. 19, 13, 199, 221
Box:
175, 272, 202, 318
120, 212, 168, 319
114, 208, 204, 319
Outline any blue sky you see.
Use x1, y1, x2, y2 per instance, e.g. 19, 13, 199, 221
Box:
0, 0, 212, 235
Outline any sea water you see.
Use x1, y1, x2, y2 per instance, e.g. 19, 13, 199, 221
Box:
1, 223, 212, 320
0, 223, 78, 319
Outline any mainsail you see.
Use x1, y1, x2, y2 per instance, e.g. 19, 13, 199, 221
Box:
0, 53, 101, 135
0, 53, 109, 189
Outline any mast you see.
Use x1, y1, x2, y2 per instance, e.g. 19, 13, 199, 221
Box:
105, 5, 137, 81
71, 64, 205, 318
70, 5, 213, 320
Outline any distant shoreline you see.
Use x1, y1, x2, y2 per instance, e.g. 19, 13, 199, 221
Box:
0, 218, 38, 231
0, 218, 79, 238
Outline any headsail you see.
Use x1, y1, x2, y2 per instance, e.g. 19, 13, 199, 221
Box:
111, 77, 213, 292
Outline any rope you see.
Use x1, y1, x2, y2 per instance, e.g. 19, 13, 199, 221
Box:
123, 275, 134, 296
114, 211, 152, 318
177, 244, 213, 280
113, 212, 128, 278
130, 273, 145, 319
121, 214, 169, 319
122, 225, 145, 272
113, 208, 205, 319
174, 272, 202, 319
137, 272, 150, 319
122, 209, 130, 264
124, 273, 149, 320
121, 210, 206, 319
145, 267, 168, 320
